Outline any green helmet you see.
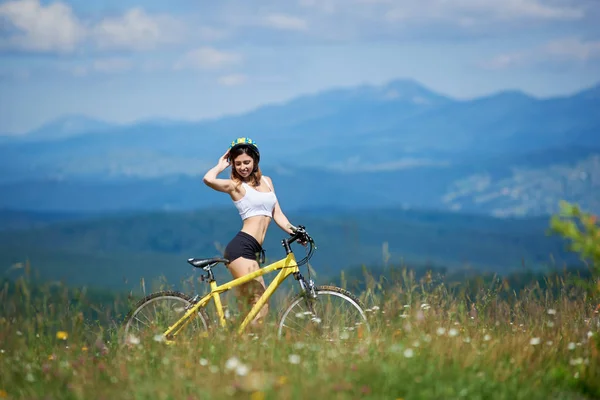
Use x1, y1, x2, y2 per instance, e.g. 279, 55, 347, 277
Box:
228, 137, 260, 164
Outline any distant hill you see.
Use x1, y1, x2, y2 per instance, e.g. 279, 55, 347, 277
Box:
0, 148, 598, 217
0, 209, 101, 231
0, 207, 575, 291
0, 79, 598, 217
15, 115, 116, 142
1, 79, 598, 178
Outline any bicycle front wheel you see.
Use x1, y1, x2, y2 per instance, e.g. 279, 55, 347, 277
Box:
277, 285, 370, 341
122, 291, 210, 344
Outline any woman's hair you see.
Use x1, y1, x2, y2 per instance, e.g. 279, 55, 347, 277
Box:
229, 145, 262, 186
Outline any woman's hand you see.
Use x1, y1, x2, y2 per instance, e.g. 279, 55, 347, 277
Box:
217, 150, 231, 171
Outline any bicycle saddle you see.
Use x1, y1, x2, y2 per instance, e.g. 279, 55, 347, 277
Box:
187, 257, 229, 270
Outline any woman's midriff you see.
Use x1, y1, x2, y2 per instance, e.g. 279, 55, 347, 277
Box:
240, 215, 272, 246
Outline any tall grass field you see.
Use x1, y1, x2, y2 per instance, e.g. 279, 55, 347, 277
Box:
1, 201, 599, 399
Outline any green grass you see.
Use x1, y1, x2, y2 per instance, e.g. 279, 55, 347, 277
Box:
1, 269, 599, 400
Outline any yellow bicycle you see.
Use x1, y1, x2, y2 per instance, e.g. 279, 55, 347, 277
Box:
122, 226, 370, 342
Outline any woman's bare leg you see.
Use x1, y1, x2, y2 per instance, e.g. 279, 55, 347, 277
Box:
227, 257, 269, 324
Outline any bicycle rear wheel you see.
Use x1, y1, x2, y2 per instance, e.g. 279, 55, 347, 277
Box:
122, 291, 210, 344
277, 285, 370, 341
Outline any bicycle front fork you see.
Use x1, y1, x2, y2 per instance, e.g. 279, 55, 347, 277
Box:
294, 271, 317, 299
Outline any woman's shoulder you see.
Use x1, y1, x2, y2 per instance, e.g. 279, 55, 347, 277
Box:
230, 178, 244, 190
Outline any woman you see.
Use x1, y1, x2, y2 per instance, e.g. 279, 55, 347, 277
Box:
202, 137, 299, 324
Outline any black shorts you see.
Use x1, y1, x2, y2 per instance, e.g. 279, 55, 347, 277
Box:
224, 231, 265, 264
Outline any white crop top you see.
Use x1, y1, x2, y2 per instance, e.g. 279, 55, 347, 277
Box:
233, 177, 278, 220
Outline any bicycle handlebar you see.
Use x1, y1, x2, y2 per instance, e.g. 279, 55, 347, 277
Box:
286, 225, 315, 247
283, 225, 316, 267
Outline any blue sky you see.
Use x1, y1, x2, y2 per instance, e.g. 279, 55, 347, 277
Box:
1, 0, 599, 134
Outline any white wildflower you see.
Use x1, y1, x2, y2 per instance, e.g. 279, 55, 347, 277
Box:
547, 309, 556, 315
199, 358, 208, 366
530, 337, 541, 346
288, 354, 301, 365
570, 358, 583, 366
484, 334, 491, 341
126, 335, 140, 345
436, 327, 446, 336
403, 348, 414, 358
225, 357, 240, 371
448, 328, 459, 337
568, 342, 576, 350
235, 364, 250, 376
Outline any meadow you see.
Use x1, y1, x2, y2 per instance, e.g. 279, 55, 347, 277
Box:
0, 264, 599, 400
1, 201, 599, 399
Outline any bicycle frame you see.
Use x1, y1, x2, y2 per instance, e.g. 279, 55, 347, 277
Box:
163, 251, 301, 340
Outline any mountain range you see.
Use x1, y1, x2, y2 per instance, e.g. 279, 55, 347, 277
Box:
1, 79, 599, 217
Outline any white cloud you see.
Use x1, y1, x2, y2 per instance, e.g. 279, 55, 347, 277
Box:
196, 26, 229, 41
92, 58, 133, 73
217, 74, 247, 86
385, 0, 584, 24
542, 38, 600, 61
92, 8, 183, 51
69, 65, 88, 77
0, 0, 85, 53
0, 1, 191, 54
481, 38, 600, 70
480, 53, 526, 70
298, 0, 338, 14
174, 47, 242, 70
263, 14, 308, 31
57, 58, 133, 77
